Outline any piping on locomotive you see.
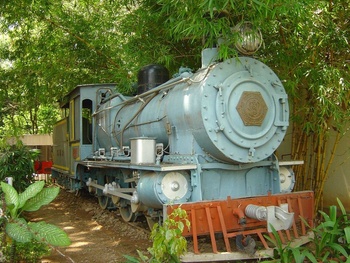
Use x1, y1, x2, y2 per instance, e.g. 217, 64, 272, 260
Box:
52, 40, 314, 260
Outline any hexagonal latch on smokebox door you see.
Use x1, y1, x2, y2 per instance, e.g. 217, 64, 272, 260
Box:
236, 91, 267, 126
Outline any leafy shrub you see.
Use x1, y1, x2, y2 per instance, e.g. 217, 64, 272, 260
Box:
124, 206, 190, 263
0, 181, 71, 262
265, 198, 350, 263
2, 239, 50, 263
0, 140, 38, 192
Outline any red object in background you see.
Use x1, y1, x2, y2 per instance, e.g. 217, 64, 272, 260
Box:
34, 161, 53, 174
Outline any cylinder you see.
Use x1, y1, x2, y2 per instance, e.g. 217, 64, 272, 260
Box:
130, 137, 156, 164
137, 64, 169, 94
137, 171, 192, 208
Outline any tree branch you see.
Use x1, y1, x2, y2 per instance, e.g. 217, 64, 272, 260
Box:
43, 17, 120, 69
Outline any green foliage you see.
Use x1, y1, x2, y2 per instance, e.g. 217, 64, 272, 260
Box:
148, 207, 190, 262
257, 1, 350, 211
0, 181, 70, 247
265, 198, 350, 263
156, 0, 273, 60
308, 199, 350, 262
124, 207, 190, 263
264, 225, 316, 263
0, 141, 38, 192
2, 239, 50, 263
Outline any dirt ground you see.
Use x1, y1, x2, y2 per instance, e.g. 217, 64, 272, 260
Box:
27, 188, 152, 263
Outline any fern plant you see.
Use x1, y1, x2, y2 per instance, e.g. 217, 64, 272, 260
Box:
1, 181, 71, 247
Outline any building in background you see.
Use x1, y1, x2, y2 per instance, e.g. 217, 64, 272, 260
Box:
9, 134, 53, 180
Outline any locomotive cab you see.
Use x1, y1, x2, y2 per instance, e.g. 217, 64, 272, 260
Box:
51, 84, 116, 188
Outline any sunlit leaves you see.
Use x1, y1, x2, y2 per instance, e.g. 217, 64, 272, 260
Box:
22, 187, 60, 212
18, 181, 45, 209
1, 181, 19, 218
6, 218, 33, 243
1, 181, 70, 247
29, 221, 71, 246
148, 206, 190, 262
260, 1, 350, 135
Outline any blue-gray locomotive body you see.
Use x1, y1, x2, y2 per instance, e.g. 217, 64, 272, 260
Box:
52, 48, 310, 256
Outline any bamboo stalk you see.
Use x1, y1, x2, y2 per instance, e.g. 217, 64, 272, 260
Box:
314, 134, 325, 213
316, 131, 341, 212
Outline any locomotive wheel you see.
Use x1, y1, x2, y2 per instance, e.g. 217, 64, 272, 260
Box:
98, 195, 111, 210
120, 205, 137, 222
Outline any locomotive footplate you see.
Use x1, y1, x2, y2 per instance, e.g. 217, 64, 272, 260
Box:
166, 191, 314, 262
80, 160, 197, 171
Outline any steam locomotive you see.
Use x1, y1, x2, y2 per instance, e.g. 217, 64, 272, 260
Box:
52, 40, 314, 260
